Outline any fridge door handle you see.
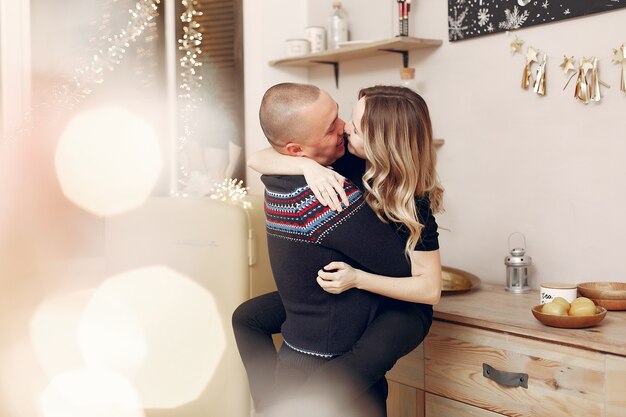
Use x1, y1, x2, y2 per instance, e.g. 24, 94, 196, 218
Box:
248, 230, 256, 266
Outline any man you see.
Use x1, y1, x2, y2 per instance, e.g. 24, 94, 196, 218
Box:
233, 83, 433, 417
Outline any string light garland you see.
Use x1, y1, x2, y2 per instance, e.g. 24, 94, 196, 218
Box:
508, 32, 625, 104
133, 1, 161, 89
70, 0, 160, 99
174, 0, 204, 196
1, 0, 161, 147
208, 178, 251, 209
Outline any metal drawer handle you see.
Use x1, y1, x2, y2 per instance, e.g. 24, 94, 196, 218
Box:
482, 363, 528, 389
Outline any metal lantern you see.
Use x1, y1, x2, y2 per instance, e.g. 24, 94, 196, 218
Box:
505, 232, 532, 293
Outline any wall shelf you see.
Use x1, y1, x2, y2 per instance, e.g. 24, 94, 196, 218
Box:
270, 36, 442, 67
269, 36, 442, 87
268, 36, 445, 146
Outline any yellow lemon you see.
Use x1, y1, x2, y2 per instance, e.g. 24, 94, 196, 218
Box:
571, 297, 595, 307
541, 301, 568, 316
552, 297, 570, 311
569, 301, 597, 316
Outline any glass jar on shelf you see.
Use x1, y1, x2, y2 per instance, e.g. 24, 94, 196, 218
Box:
399, 67, 419, 93
327, 1, 348, 49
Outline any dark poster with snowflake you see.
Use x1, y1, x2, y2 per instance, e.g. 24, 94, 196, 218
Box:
448, 0, 626, 41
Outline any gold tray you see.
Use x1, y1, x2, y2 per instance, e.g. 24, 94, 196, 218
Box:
441, 266, 481, 294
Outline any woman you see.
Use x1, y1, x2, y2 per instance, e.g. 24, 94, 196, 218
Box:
233, 85, 443, 416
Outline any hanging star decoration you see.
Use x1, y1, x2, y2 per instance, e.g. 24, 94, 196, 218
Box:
509, 35, 622, 103
563, 55, 609, 104
521, 46, 539, 89
526, 46, 538, 63
574, 57, 595, 104
510, 36, 524, 55
559, 55, 576, 74
533, 53, 547, 96
613, 44, 625, 93
613, 44, 625, 63
589, 58, 603, 102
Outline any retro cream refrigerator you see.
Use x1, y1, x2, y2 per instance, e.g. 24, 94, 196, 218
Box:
105, 195, 274, 417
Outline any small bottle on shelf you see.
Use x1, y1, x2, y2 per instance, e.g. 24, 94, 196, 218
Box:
399, 67, 419, 93
328, 1, 348, 50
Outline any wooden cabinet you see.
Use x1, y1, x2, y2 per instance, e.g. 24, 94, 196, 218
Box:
426, 321, 604, 416
386, 345, 424, 417
425, 393, 502, 417
387, 284, 626, 417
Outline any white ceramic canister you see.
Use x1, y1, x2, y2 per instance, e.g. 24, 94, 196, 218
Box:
285, 39, 311, 57
305, 26, 327, 53
540, 282, 578, 304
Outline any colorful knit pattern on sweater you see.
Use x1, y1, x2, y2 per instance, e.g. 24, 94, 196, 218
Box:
264, 181, 366, 244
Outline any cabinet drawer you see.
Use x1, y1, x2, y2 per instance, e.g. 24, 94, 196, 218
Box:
425, 321, 605, 417
425, 393, 504, 417
607, 354, 626, 417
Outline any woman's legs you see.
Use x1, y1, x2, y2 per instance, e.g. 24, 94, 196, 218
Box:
270, 344, 387, 417
232, 291, 285, 412
233, 293, 433, 415
295, 299, 433, 415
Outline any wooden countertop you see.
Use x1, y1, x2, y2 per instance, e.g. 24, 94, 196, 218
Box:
434, 283, 626, 357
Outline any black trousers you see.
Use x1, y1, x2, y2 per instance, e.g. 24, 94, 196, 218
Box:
273, 342, 389, 417
232, 291, 433, 416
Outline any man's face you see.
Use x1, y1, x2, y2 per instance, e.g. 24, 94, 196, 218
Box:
298, 91, 346, 166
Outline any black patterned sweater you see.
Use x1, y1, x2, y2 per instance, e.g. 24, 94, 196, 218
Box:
261, 154, 439, 357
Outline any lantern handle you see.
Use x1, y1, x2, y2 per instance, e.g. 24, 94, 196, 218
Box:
508, 232, 526, 252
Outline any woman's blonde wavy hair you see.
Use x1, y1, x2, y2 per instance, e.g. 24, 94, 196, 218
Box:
358, 86, 444, 257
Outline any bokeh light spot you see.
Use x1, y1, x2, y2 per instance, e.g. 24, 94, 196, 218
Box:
31, 290, 98, 379
54, 107, 162, 217
77, 292, 147, 375
79, 265, 226, 407
41, 367, 145, 417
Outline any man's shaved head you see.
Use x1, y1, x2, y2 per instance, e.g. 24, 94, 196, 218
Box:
259, 83, 321, 147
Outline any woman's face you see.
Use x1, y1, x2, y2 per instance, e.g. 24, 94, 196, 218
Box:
345, 97, 366, 159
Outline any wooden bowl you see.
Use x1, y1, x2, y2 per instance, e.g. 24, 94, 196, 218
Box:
577, 282, 626, 300
589, 298, 626, 311
531, 305, 607, 329
441, 266, 481, 294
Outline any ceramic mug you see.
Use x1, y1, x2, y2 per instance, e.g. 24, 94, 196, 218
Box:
540, 282, 577, 304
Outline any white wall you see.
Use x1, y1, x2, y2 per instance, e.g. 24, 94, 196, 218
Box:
243, 0, 626, 287
243, 0, 309, 193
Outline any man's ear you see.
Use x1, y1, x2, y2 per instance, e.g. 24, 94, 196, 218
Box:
284, 142, 304, 157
